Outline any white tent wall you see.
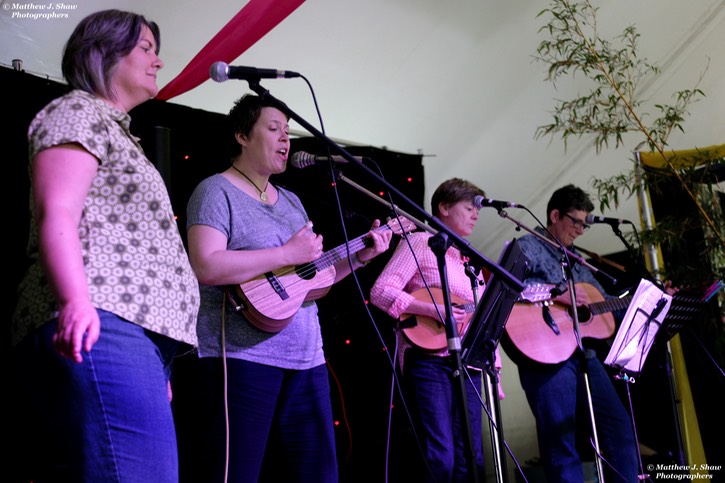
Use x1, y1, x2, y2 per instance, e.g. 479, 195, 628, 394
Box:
4, 0, 722, 254
3, 1, 723, 479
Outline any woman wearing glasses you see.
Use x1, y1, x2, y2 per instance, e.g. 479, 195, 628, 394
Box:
512, 184, 638, 483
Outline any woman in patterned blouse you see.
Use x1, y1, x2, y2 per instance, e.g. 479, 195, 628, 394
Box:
10, 10, 199, 482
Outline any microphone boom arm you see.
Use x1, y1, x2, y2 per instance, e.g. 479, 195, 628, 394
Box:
335, 171, 436, 235
494, 209, 617, 285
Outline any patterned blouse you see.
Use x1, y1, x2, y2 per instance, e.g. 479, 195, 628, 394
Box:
12, 90, 199, 346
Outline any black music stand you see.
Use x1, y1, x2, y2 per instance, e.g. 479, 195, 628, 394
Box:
460, 238, 529, 483
461, 238, 528, 369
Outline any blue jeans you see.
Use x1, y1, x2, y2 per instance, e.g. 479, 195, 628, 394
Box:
518, 349, 638, 483
196, 358, 338, 483
404, 350, 485, 483
11, 310, 181, 482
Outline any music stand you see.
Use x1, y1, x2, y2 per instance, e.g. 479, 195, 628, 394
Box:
460, 238, 529, 483
603, 278, 708, 478
461, 238, 528, 369
604, 279, 673, 376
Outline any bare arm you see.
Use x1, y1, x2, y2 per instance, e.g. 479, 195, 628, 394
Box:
33, 144, 100, 363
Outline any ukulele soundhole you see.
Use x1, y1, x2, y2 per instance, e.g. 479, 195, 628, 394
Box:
295, 263, 316, 281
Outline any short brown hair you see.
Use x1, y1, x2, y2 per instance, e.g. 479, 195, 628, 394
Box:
431, 178, 486, 217
62, 9, 160, 100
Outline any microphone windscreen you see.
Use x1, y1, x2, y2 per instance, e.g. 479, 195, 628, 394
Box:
209, 62, 228, 82
290, 151, 313, 168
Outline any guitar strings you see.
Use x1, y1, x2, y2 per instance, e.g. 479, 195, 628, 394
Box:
239, 230, 380, 304
238, 220, 410, 310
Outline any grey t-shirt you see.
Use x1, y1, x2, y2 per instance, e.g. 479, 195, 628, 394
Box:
186, 174, 325, 369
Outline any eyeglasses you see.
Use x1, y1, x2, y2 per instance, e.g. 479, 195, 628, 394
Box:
563, 212, 590, 231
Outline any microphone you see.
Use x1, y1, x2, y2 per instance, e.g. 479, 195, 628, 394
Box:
473, 195, 521, 209
290, 151, 363, 169
585, 214, 633, 226
209, 61, 300, 82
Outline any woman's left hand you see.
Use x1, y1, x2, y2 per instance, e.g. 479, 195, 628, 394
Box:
356, 219, 393, 263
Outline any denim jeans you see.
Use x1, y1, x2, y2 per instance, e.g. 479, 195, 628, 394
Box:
196, 358, 338, 483
11, 310, 181, 483
404, 350, 485, 483
518, 349, 639, 483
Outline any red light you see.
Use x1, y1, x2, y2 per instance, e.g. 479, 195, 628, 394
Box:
379, 191, 385, 196
407, 177, 413, 182
334, 420, 340, 427
184, 155, 189, 160
345, 339, 351, 345
331, 182, 336, 187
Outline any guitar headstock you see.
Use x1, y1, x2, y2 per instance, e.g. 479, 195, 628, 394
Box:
518, 283, 554, 304
385, 216, 417, 236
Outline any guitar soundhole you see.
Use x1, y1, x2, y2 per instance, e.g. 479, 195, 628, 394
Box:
574, 305, 592, 323
295, 263, 316, 281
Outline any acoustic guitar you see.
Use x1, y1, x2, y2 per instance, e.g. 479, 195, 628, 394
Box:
504, 282, 622, 364
400, 285, 551, 352
232, 217, 415, 332
505, 281, 705, 364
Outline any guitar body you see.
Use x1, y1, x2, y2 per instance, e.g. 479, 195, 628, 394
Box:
234, 266, 336, 332
400, 284, 552, 352
505, 282, 616, 364
400, 288, 472, 352
233, 216, 415, 333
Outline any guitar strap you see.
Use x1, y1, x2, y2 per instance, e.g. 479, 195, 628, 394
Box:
225, 287, 245, 312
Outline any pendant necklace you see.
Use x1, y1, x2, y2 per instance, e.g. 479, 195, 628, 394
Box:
231, 164, 269, 202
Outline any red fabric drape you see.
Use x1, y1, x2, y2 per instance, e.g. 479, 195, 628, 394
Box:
156, 0, 305, 101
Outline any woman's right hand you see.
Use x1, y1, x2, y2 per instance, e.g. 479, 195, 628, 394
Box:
53, 299, 101, 363
430, 302, 466, 324
283, 222, 324, 265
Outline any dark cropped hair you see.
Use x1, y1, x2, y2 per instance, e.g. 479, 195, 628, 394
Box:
227, 94, 289, 158
546, 184, 595, 224
62, 9, 160, 99
431, 178, 486, 217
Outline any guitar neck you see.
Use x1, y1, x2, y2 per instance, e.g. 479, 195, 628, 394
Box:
315, 224, 391, 270
589, 291, 702, 319
589, 295, 632, 316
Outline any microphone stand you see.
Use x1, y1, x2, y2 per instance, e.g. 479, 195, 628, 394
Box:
243, 79, 525, 294
493, 208, 609, 483
605, 223, 653, 284
430, 232, 480, 483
